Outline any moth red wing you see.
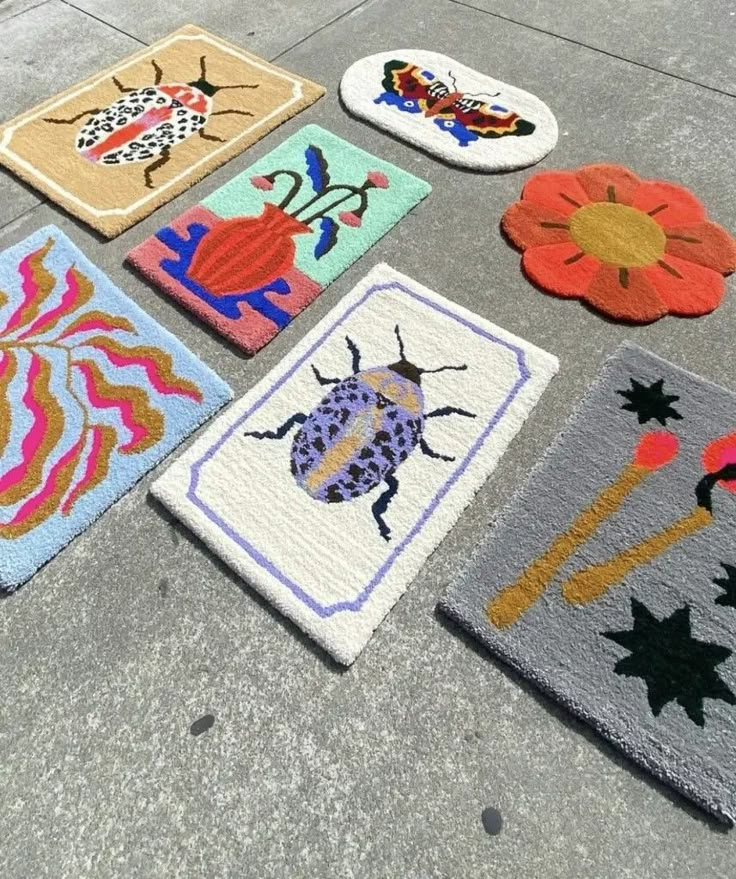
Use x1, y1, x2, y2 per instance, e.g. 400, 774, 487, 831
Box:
450, 100, 536, 138
381, 61, 449, 103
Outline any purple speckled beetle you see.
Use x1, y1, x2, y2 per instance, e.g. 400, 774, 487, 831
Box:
243, 326, 476, 540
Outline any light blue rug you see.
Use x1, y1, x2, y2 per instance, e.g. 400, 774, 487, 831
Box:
0, 226, 232, 592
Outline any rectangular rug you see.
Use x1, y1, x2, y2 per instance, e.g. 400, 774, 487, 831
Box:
440, 343, 736, 824
127, 125, 431, 354
0, 25, 324, 238
0, 226, 232, 592
151, 264, 558, 664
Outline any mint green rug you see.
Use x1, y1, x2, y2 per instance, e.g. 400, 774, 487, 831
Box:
128, 125, 431, 353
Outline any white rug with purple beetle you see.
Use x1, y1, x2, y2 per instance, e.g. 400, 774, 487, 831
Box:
151, 264, 558, 664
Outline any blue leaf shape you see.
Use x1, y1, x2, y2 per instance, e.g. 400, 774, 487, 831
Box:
305, 144, 330, 193
314, 216, 338, 260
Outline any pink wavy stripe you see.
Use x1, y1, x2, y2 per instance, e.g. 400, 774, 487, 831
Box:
0, 351, 8, 378
92, 345, 201, 401
61, 426, 103, 514
76, 362, 148, 452
2, 249, 44, 335
58, 317, 122, 339
6, 436, 84, 526
0, 355, 48, 492
18, 269, 80, 340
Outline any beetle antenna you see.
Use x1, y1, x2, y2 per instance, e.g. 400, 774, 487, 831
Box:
199, 55, 207, 82
419, 364, 468, 375
394, 324, 406, 360
448, 70, 458, 90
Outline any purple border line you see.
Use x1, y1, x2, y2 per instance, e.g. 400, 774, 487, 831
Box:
187, 281, 531, 618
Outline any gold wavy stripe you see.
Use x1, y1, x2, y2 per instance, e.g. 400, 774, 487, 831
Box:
0, 355, 66, 507
85, 336, 203, 401
77, 359, 164, 453
0, 351, 18, 459
15, 238, 56, 332
0, 440, 83, 540
61, 310, 135, 337
62, 424, 118, 515
31, 266, 95, 338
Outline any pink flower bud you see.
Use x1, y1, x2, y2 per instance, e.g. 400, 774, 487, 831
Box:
366, 171, 389, 189
250, 175, 274, 191
339, 211, 362, 228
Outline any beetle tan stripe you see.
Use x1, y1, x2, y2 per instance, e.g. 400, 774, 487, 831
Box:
304, 407, 381, 496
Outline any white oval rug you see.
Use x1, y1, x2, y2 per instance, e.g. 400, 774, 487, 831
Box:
340, 50, 558, 171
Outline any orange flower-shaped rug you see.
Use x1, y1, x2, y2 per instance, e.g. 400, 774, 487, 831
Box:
502, 164, 736, 322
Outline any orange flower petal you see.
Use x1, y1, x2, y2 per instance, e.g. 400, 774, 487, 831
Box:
630, 180, 706, 227
575, 164, 642, 206
583, 265, 667, 322
521, 171, 591, 217
522, 242, 601, 298
664, 221, 736, 273
501, 201, 572, 250
643, 255, 726, 316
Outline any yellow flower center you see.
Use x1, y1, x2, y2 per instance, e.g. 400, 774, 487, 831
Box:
568, 202, 666, 267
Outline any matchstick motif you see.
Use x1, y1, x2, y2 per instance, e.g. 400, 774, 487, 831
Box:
488, 423, 736, 629
562, 432, 736, 605
487, 431, 679, 628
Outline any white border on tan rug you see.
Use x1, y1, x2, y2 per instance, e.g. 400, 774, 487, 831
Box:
0, 32, 304, 219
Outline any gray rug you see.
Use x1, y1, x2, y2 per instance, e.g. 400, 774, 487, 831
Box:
440, 342, 736, 824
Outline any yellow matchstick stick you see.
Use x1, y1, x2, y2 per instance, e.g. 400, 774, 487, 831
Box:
562, 438, 736, 606
561, 506, 712, 605
486, 431, 680, 629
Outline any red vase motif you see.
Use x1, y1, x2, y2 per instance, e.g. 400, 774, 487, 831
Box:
187, 203, 312, 296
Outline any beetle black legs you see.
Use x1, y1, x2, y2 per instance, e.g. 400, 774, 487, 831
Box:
372, 471, 399, 541
43, 107, 101, 125
346, 336, 362, 374
112, 59, 163, 93
312, 365, 339, 386
243, 412, 307, 440
199, 129, 226, 143
420, 405, 476, 461
425, 406, 476, 420
420, 439, 455, 462
210, 109, 255, 118
143, 146, 171, 189
311, 336, 362, 386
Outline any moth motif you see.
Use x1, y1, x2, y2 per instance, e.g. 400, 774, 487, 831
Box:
375, 60, 535, 147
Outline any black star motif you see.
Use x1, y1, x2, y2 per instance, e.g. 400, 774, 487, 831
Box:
602, 598, 736, 727
617, 378, 683, 426
714, 563, 736, 609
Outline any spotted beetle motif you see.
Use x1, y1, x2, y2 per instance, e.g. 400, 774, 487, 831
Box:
44, 57, 258, 189
243, 326, 476, 540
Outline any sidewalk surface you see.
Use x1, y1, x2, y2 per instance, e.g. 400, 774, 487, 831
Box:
1, 1, 735, 877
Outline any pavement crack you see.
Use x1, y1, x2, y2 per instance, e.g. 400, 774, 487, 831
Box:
448, 0, 736, 100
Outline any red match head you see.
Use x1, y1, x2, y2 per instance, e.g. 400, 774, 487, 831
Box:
703, 432, 736, 494
634, 431, 680, 470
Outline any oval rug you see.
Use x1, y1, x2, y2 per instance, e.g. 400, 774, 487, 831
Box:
340, 50, 558, 171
